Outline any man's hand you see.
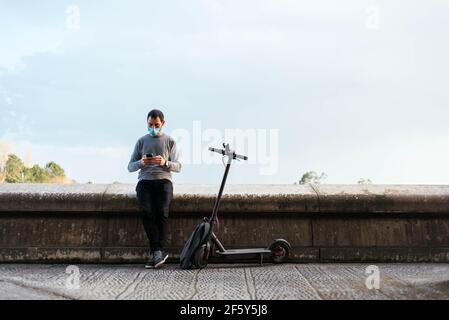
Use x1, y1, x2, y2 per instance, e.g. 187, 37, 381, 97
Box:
141, 155, 166, 166
151, 155, 166, 166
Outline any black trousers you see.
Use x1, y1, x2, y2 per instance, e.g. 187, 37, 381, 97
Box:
135, 179, 173, 253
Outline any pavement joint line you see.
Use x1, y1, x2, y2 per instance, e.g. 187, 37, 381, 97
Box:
249, 267, 258, 300
293, 265, 324, 300
187, 269, 201, 300
243, 268, 255, 300
115, 269, 145, 300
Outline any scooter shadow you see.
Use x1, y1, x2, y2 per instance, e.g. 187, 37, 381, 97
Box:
195, 261, 281, 270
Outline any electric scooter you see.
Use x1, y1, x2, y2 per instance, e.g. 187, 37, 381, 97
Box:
179, 143, 291, 269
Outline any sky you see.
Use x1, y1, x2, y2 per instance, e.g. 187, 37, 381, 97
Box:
1, 0, 449, 185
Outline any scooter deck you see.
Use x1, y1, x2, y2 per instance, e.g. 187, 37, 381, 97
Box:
216, 248, 271, 255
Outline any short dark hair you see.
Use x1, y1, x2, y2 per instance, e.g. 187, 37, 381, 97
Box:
147, 109, 164, 121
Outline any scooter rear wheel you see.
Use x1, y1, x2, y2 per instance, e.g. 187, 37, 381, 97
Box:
269, 240, 290, 263
193, 243, 210, 269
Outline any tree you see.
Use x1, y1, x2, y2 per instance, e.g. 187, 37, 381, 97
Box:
4, 154, 26, 183
1, 153, 70, 184
45, 161, 65, 177
0, 142, 10, 183
297, 171, 328, 185
25, 165, 51, 183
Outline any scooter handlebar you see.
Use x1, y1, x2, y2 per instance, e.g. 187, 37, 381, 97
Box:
208, 147, 248, 161
233, 153, 248, 161
208, 147, 225, 155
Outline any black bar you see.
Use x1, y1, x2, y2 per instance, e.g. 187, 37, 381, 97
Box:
210, 162, 231, 222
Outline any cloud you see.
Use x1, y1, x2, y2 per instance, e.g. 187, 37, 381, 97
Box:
0, 26, 64, 72
0, 2, 66, 72
4, 95, 13, 105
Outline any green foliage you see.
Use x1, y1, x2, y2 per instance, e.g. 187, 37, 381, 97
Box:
4, 154, 25, 183
45, 161, 65, 177
26, 165, 51, 183
2, 154, 67, 183
297, 171, 328, 185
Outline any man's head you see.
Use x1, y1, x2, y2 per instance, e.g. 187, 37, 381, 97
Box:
147, 109, 165, 136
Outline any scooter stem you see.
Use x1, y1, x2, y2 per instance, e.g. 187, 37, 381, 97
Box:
208, 143, 247, 223
210, 160, 231, 222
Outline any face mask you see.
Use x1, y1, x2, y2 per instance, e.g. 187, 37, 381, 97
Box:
148, 127, 162, 136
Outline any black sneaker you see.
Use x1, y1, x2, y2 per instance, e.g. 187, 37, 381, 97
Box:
145, 252, 154, 269
153, 250, 168, 268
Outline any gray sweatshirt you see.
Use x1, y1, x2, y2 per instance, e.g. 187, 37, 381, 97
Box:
127, 132, 182, 181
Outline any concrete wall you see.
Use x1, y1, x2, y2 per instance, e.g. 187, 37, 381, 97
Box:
1, 183, 449, 263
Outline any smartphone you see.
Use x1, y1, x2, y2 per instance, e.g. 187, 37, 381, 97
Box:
145, 153, 154, 158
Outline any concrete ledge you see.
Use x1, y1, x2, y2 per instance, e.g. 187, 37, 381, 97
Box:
2, 183, 449, 213
0, 183, 320, 213
1, 183, 449, 263
312, 184, 449, 213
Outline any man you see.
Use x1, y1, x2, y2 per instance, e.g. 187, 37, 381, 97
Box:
128, 109, 182, 269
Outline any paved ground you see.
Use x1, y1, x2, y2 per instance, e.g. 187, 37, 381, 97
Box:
0, 263, 448, 300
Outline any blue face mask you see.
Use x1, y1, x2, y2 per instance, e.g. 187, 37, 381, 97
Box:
148, 127, 162, 136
